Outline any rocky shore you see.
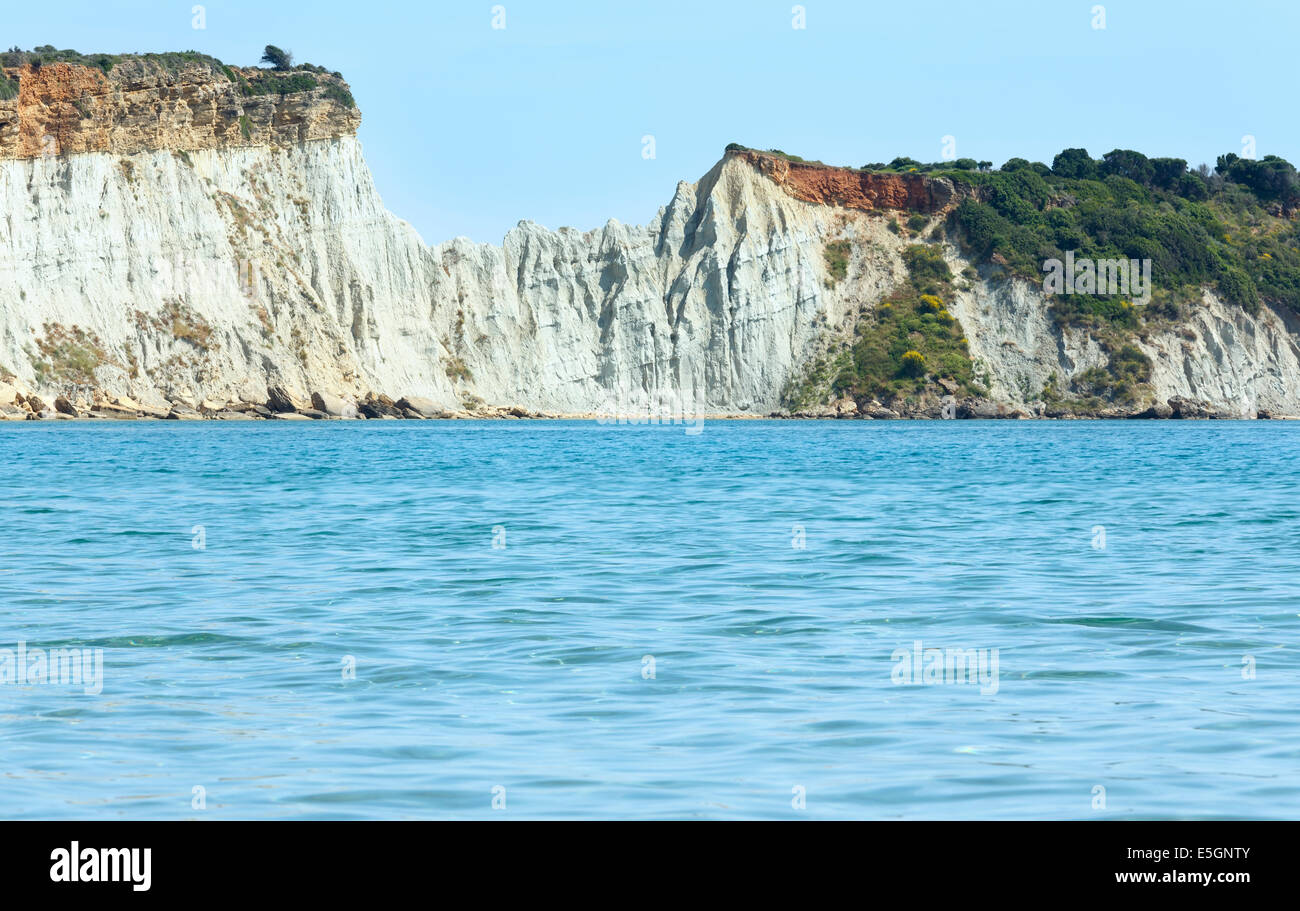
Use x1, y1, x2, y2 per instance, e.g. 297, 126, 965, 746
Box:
3, 375, 1294, 422
774, 394, 1298, 421
0, 380, 561, 422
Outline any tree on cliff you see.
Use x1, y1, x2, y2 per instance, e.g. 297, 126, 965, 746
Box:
260, 45, 294, 71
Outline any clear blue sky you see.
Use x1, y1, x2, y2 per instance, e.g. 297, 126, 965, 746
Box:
7, 0, 1297, 243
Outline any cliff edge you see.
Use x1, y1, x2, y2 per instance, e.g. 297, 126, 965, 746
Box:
0, 54, 358, 159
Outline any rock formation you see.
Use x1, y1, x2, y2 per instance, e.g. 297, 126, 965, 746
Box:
1, 55, 1298, 420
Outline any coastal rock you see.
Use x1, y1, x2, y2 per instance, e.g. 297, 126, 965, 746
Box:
1132, 402, 1175, 419
267, 385, 306, 414
396, 396, 442, 418
1167, 396, 1215, 419
358, 393, 402, 419
53, 395, 78, 416
958, 399, 1004, 419
311, 391, 356, 418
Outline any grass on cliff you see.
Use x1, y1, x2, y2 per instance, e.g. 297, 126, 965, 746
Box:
784, 244, 979, 409
29, 323, 110, 386
822, 240, 850, 287
229, 62, 355, 107
2, 46, 226, 76
1039, 342, 1154, 412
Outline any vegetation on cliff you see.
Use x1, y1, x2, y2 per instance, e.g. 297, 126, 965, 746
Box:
785, 243, 979, 411
1, 45, 226, 75
936, 150, 1300, 324
0, 45, 355, 108
742, 141, 1300, 413
732, 142, 1300, 325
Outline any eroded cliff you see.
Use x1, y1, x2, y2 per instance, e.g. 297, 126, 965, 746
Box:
2, 55, 1298, 421
0, 58, 358, 159
727, 148, 964, 214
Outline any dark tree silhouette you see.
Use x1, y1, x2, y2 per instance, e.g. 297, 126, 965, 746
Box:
260, 45, 293, 71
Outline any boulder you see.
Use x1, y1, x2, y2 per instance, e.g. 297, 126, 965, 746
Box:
0, 382, 17, 406
215, 410, 255, 420
26, 395, 47, 413
298, 408, 329, 420
1167, 396, 1214, 419
54, 395, 79, 416
272, 412, 312, 421
358, 393, 402, 419
1132, 402, 1174, 419
311, 391, 358, 418
266, 385, 304, 414
396, 396, 442, 418
958, 398, 1007, 419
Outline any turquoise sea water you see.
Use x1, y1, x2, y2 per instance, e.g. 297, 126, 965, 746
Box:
2, 420, 1298, 819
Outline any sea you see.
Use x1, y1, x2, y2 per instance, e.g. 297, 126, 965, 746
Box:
2, 419, 1297, 819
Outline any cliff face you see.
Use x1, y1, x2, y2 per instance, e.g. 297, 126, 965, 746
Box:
0, 60, 359, 159
2, 59, 1298, 419
728, 149, 963, 214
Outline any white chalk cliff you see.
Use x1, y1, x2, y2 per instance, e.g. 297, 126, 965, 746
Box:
2, 58, 1299, 417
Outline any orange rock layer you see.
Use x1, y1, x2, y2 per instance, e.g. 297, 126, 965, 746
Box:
729, 149, 964, 214
0, 59, 360, 159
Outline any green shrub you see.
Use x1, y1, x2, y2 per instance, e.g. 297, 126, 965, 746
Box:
242, 72, 319, 96
823, 240, 851, 285
939, 148, 1300, 320
30, 323, 109, 385
322, 83, 355, 108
